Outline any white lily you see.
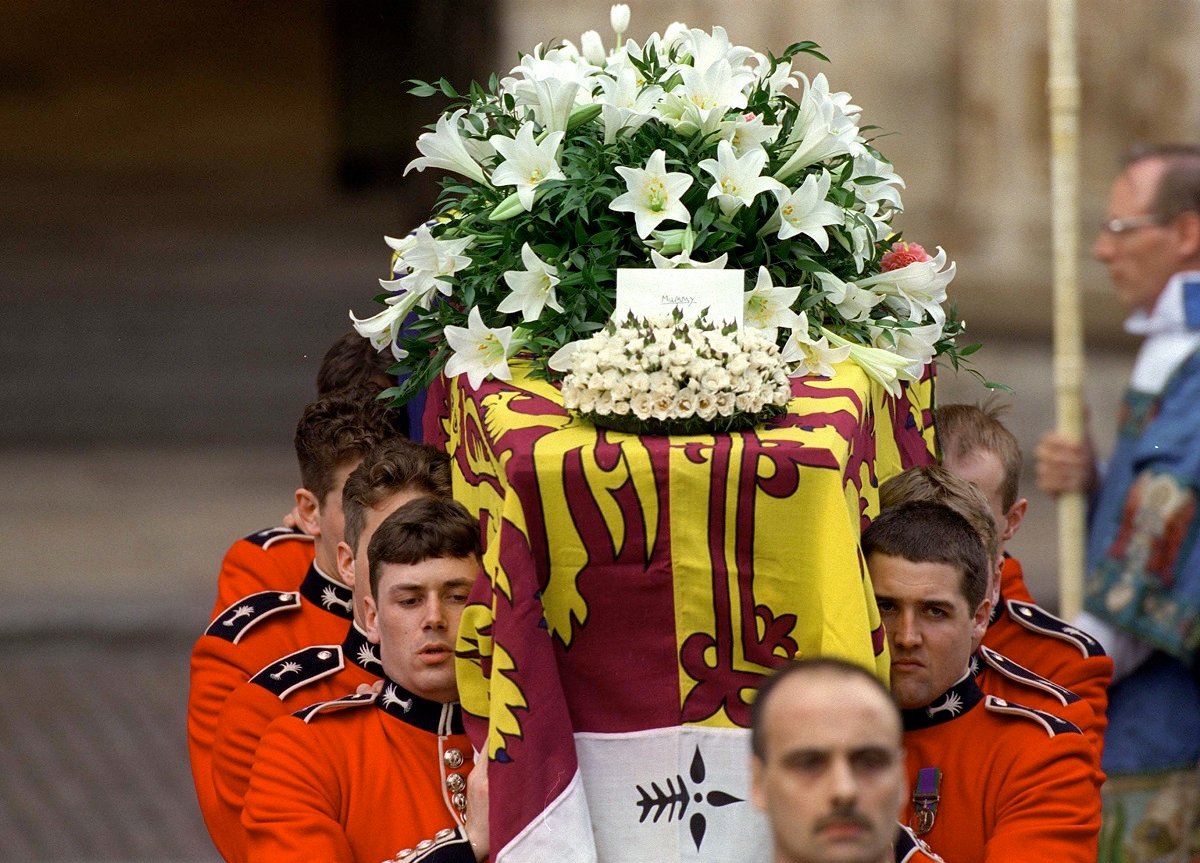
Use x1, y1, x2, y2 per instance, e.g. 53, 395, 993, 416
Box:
851, 151, 905, 215
780, 312, 851, 378
820, 327, 911, 396
349, 284, 427, 359
774, 74, 862, 182
722, 112, 781, 157
610, 149, 693, 238
753, 55, 801, 96
384, 226, 473, 301
698, 140, 785, 216
813, 271, 883, 322
870, 320, 943, 380
853, 246, 956, 325
770, 171, 843, 248
743, 267, 801, 340
490, 124, 566, 211
596, 67, 663, 143
673, 25, 756, 76
444, 307, 515, 388
831, 216, 877, 275
530, 77, 584, 133
660, 59, 747, 136
405, 109, 491, 187
384, 230, 420, 274
497, 243, 564, 322
649, 248, 729, 269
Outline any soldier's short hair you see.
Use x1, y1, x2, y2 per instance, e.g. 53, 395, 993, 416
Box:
750, 658, 897, 759
862, 501, 991, 613
367, 497, 481, 596
317, 330, 397, 397
879, 464, 998, 566
294, 388, 408, 504
342, 438, 452, 552
935, 402, 1022, 511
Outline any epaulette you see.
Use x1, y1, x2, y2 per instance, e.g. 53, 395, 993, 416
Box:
242, 525, 314, 550
1006, 599, 1107, 658
251, 645, 345, 699
205, 590, 301, 643
984, 695, 1082, 737
978, 645, 1080, 706
894, 823, 945, 863
294, 691, 376, 723
387, 827, 474, 863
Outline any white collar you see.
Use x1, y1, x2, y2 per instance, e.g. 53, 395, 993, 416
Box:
1124, 270, 1200, 336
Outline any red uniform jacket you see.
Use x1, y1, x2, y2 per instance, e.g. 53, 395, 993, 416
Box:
187, 563, 353, 841
983, 555, 1112, 758
901, 675, 1100, 863
973, 646, 1103, 780
209, 527, 315, 621
209, 624, 383, 862
997, 552, 1035, 604
241, 679, 474, 863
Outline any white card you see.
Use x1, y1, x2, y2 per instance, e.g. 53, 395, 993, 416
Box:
614, 268, 744, 328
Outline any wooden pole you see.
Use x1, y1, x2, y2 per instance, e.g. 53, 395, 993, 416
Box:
1047, 0, 1085, 619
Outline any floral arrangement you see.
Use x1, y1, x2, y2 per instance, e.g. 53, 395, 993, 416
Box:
562, 311, 792, 434
351, 4, 968, 406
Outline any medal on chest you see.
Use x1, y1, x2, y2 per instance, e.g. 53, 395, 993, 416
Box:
911, 767, 942, 835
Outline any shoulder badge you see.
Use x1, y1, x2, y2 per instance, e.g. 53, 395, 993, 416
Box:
205, 590, 301, 643
984, 695, 1082, 737
387, 827, 472, 863
243, 525, 314, 550
979, 645, 1080, 706
894, 823, 945, 863
1006, 599, 1107, 658
294, 691, 377, 723
251, 644, 345, 699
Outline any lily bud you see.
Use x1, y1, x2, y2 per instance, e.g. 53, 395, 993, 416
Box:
566, 103, 602, 131
580, 29, 605, 65
610, 4, 630, 37
489, 193, 525, 221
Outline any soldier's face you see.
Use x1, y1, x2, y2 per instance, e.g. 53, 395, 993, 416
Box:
751, 673, 905, 863
870, 553, 990, 710
364, 555, 478, 702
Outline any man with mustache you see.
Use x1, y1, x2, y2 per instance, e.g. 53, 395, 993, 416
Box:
241, 497, 488, 862
750, 658, 942, 863
864, 501, 1100, 863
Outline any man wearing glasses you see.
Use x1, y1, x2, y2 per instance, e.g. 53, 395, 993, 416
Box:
1037, 144, 1200, 862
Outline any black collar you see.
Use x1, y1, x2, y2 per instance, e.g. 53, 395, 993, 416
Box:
299, 564, 354, 620
342, 623, 382, 673
375, 675, 464, 735
901, 671, 984, 731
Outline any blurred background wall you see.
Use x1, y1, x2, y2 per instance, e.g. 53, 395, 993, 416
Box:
1, 1, 1199, 858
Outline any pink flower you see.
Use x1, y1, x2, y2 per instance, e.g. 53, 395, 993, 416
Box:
880, 241, 931, 272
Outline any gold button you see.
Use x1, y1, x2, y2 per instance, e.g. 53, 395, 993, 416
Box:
446, 772, 466, 793
444, 748, 464, 769
452, 792, 467, 811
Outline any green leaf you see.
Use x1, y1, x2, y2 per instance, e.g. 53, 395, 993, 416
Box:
406, 79, 438, 97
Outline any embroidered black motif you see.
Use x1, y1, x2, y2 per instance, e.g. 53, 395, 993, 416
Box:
244, 525, 313, 549
634, 746, 743, 851
1006, 599, 1107, 658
